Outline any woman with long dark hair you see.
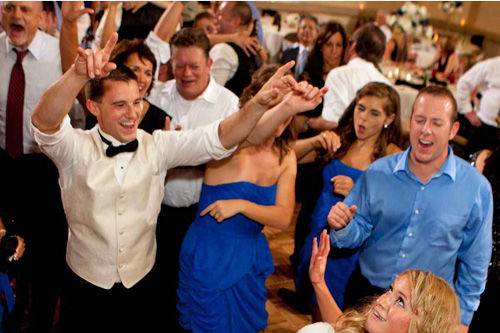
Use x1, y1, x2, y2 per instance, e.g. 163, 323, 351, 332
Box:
295, 82, 403, 317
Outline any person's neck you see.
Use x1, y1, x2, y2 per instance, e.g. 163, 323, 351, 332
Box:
130, 1, 147, 13
408, 150, 448, 184
300, 41, 312, 49
352, 136, 377, 153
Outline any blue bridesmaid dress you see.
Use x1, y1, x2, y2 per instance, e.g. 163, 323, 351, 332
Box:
177, 181, 276, 332
296, 159, 363, 309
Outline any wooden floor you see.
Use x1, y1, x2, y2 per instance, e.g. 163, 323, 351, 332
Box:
263, 206, 311, 332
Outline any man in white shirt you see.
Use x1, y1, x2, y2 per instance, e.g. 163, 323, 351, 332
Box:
31, 32, 325, 331
456, 56, 500, 154
209, 1, 259, 96
281, 14, 318, 79
0, 3, 67, 332
148, 27, 240, 323
0, 1, 61, 156
322, 23, 390, 126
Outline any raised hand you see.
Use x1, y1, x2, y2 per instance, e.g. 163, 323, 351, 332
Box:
327, 202, 357, 230
331, 175, 354, 197
74, 32, 118, 79
61, 1, 94, 22
309, 229, 330, 285
281, 81, 328, 115
252, 61, 298, 108
200, 200, 246, 223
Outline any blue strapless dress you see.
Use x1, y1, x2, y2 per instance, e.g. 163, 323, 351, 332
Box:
296, 159, 363, 309
177, 181, 276, 333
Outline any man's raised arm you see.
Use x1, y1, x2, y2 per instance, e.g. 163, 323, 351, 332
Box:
32, 33, 118, 134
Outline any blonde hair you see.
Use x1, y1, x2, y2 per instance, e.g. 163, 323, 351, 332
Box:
335, 270, 461, 333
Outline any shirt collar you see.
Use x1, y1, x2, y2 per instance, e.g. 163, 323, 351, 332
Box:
6, 29, 44, 60
348, 57, 371, 67
393, 146, 457, 182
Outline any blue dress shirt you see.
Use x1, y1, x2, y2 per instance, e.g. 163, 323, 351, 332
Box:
331, 147, 493, 325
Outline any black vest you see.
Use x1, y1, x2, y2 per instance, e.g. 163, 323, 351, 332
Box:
224, 43, 259, 97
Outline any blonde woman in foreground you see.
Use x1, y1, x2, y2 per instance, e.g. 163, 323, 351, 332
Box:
299, 230, 461, 333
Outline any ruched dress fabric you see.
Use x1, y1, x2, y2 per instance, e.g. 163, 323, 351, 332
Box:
178, 181, 276, 332
296, 159, 363, 309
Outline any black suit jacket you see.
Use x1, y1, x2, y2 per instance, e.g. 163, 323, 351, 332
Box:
281, 46, 300, 73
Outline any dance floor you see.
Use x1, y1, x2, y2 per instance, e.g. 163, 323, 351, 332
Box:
264, 204, 311, 332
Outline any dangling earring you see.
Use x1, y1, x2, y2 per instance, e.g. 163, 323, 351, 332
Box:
383, 123, 388, 129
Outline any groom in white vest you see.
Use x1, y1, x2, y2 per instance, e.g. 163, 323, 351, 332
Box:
30, 33, 324, 332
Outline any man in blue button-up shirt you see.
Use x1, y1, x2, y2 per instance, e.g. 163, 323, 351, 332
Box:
328, 85, 493, 330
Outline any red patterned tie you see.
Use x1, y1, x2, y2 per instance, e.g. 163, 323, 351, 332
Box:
5, 49, 27, 158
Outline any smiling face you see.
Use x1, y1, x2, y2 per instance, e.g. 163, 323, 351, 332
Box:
124, 52, 153, 98
87, 80, 143, 143
1, 1, 42, 50
322, 32, 344, 71
172, 46, 212, 101
354, 95, 394, 142
365, 275, 415, 333
409, 93, 459, 170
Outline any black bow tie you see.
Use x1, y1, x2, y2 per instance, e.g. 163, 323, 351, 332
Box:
98, 131, 138, 157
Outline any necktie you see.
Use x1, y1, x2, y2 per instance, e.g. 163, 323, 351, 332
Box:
295, 48, 308, 79
5, 50, 27, 158
98, 131, 138, 157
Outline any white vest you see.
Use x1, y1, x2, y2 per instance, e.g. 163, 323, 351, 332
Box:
62, 130, 166, 289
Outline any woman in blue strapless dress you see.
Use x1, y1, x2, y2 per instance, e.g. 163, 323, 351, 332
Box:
177, 64, 326, 332
293, 82, 404, 316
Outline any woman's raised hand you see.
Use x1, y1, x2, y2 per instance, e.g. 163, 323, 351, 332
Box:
252, 61, 298, 108
309, 229, 330, 285
282, 81, 328, 115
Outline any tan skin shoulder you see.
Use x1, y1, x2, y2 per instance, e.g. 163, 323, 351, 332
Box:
385, 143, 402, 156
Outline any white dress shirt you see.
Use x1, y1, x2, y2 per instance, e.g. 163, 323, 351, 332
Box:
322, 57, 391, 123
31, 115, 234, 288
456, 56, 500, 128
0, 30, 62, 154
209, 43, 238, 86
150, 78, 239, 207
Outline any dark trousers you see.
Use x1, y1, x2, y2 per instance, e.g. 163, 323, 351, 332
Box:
59, 265, 160, 333
469, 276, 499, 332
155, 204, 198, 327
458, 114, 499, 156
3, 154, 67, 333
344, 266, 385, 309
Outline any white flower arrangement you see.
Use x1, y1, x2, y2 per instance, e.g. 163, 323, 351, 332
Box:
387, 1, 432, 38
439, 1, 464, 15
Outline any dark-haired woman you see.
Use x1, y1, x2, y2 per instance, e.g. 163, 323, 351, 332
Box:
295, 82, 403, 317
300, 21, 347, 132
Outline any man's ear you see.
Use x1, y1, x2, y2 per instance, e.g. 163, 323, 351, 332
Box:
86, 100, 100, 117
449, 120, 460, 141
206, 57, 213, 71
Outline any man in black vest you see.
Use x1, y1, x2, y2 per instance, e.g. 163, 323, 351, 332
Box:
209, 1, 259, 96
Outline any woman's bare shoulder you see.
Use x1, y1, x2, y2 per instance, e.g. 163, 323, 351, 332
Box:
385, 143, 402, 155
